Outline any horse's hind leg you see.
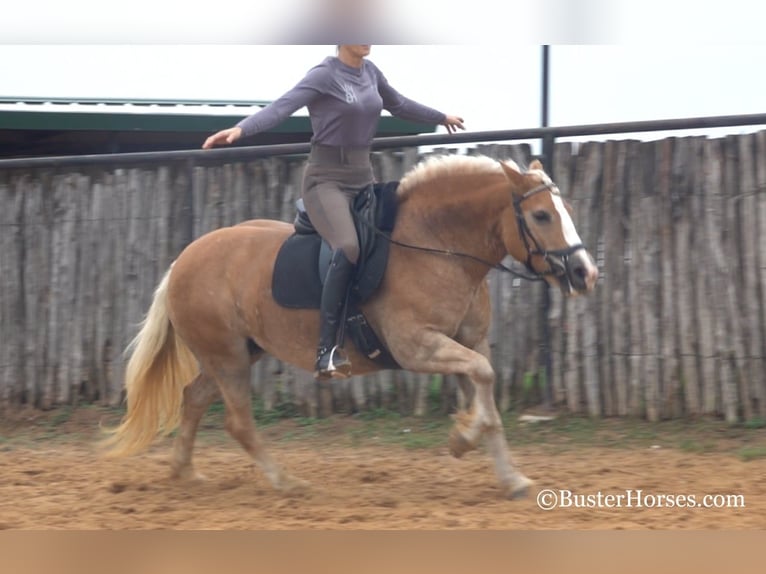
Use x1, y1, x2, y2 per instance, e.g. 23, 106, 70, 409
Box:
170, 373, 220, 480
206, 357, 307, 494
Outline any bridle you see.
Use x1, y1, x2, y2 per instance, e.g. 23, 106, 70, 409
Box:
513, 182, 585, 280
361, 179, 586, 283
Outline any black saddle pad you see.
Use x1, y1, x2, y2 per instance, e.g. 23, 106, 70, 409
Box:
272, 181, 399, 309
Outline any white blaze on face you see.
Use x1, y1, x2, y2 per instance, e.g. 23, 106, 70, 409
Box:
550, 193, 583, 247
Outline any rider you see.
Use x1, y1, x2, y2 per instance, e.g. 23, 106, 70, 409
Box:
203, 45, 465, 380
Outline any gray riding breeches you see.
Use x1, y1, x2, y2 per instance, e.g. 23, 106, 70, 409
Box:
301, 144, 374, 265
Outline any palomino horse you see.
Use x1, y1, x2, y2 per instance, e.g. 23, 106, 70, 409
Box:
104, 155, 598, 499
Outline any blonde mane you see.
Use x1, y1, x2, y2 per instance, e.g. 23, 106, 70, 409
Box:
397, 154, 522, 199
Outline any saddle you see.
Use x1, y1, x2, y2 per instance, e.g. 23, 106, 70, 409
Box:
272, 181, 400, 369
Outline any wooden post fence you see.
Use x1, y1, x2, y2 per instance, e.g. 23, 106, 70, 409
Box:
1, 134, 764, 421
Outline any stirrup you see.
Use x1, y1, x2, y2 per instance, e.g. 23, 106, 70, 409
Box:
315, 345, 352, 380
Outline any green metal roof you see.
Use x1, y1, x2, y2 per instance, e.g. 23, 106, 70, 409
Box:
0, 96, 437, 134
0, 97, 438, 157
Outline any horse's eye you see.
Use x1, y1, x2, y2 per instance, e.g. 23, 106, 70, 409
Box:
532, 210, 551, 223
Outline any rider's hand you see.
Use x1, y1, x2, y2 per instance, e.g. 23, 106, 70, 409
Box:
202, 127, 243, 149
443, 115, 465, 134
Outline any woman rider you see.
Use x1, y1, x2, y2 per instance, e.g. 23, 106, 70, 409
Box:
203, 45, 465, 380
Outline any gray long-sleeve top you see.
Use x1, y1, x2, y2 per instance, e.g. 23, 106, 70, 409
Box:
236, 57, 446, 146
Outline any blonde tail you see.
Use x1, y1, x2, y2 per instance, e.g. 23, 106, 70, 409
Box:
102, 266, 198, 457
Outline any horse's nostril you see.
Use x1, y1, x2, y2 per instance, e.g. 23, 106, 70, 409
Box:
573, 265, 586, 280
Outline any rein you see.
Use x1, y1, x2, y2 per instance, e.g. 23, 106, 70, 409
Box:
360, 179, 582, 282
362, 220, 545, 281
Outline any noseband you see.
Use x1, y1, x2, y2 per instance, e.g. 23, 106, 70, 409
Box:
513, 182, 585, 278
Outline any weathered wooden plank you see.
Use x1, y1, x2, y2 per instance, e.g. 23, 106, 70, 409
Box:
625, 141, 645, 416
348, 373, 368, 413
90, 172, 110, 403
439, 374, 457, 415
562, 143, 587, 414
388, 370, 408, 414
107, 169, 130, 405
192, 166, 211, 237
71, 172, 96, 403
122, 169, 143, 372
205, 165, 227, 233
377, 371, 390, 411
53, 174, 82, 405
704, 140, 738, 422
412, 373, 429, 417
373, 149, 401, 183
0, 173, 25, 407
20, 173, 50, 407
672, 138, 701, 415
266, 158, 286, 221
550, 142, 574, 409
487, 270, 506, 409
579, 142, 604, 417
656, 138, 680, 418
723, 136, 750, 421
154, 165, 175, 271
123, 169, 154, 369
755, 131, 766, 417
364, 373, 381, 412
280, 158, 303, 224
254, 356, 275, 411
707, 139, 730, 418
611, 140, 632, 415
637, 141, 662, 421
83, 172, 104, 403
169, 163, 195, 256
513, 275, 542, 410
547, 285, 565, 408
600, 140, 619, 416
290, 367, 318, 418
497, 271, 519, 414
693, 141, 718, 415
737, 133, 765, 417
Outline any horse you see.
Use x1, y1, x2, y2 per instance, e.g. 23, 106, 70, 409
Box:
103, 154, 598, 499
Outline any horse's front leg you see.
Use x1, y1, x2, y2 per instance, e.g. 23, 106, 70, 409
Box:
457, 338, 533, 499
394, 331, 533, 499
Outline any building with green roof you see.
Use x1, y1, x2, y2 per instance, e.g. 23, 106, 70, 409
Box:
0, 97, 439, 158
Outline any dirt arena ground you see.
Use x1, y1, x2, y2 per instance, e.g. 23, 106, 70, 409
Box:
1, 406, 764, 530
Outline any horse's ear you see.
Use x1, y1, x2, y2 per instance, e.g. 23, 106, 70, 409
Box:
499, 160, 526, 188
529, 159, 544, 171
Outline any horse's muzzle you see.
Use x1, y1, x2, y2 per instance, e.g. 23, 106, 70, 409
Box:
548, 249, 598, 295
564, 249, 598, 294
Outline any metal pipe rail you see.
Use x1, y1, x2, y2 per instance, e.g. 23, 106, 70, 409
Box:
2, 112, 766, 170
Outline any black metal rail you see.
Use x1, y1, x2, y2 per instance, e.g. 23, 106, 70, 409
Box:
1, 112, 765, 170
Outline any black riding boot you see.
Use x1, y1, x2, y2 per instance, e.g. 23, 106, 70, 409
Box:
315, 249, 355, 380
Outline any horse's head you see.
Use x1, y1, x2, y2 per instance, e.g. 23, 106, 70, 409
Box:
498, 159, 598, 295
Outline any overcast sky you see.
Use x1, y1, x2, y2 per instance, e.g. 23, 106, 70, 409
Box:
2, 1, 766, 146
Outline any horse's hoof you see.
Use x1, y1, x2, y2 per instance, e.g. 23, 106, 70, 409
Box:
170, 468, 207, 482
448, 428, 476, 459
503, 475, 534, 500
277, 475, 310, 495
